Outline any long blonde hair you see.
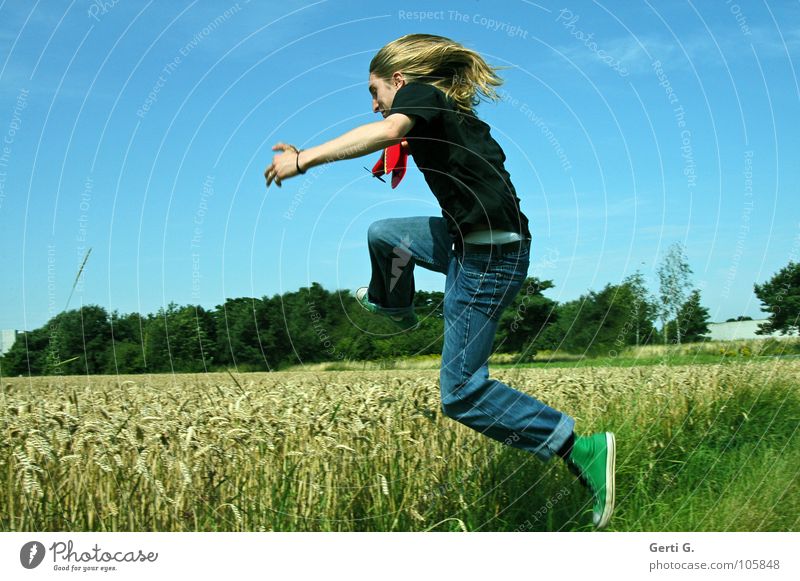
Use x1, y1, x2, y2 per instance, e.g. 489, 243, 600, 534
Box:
369, 34, 504, 114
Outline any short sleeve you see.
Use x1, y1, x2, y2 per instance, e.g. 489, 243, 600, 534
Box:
389, 83, 443, 125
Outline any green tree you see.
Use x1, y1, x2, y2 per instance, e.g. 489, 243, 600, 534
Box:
105, 311, 146, 373
110, 311, 145, 343
254, 295, 290, 368
170, 305, 215, 371
672, 289, 710, 343
546, 283, 645, 356
42, 306, 112, 374
108, 341, 146, 373
621, 271, 658, 346
657, 243, 693, 344
0, 328, 50, 375
413, 290, 445, 319
214, 297, 268, 369
143, 309, 170, 371
283, 285, 331, 364
144, 303, 215, 372
754, 261, 800, 335
494, 278, 557, 357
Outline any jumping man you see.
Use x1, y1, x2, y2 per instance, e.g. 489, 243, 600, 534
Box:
264, 34, 616, 528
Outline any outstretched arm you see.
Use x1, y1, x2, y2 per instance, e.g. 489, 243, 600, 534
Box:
264, 113, 414, 188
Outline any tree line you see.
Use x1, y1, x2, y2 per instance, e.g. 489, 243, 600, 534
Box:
4, 244, 795, 376
0, 276, 666, 376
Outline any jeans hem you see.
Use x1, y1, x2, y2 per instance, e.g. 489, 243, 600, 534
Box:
533, 413, 575, 462
373, 304, 416, 317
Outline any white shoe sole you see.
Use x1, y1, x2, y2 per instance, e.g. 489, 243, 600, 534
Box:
595, 432, 616, 529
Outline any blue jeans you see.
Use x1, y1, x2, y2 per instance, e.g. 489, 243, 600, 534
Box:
366, 216, 575, 461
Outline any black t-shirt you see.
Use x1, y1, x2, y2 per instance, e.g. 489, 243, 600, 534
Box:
388, 82, 531, 242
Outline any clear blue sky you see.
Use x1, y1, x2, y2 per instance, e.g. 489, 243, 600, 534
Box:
1, 0, 798, 332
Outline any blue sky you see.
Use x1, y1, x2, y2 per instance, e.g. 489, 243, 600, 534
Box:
1, 0, 798, 332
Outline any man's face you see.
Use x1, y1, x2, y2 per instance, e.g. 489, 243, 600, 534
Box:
369, 72, 404, 117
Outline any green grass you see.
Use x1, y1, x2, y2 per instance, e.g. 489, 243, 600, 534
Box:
606, 373, 800, 531
390, 363, 797, 532
282, 338, 800, 372
396, 366, 800, 532
494, 353, 743, 369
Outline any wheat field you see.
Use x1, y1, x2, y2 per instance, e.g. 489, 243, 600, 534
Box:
1, 360, 798, 531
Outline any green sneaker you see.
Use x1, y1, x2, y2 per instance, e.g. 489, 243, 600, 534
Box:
355, 287, 418, 331
567, 432, 616, 529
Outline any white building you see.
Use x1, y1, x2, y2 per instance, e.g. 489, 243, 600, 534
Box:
707, 319, 798, 341
0, 329, 18, 355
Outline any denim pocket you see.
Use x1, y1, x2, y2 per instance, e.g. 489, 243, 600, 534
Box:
460, 247, 530, 282
456, 249, 530, 320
